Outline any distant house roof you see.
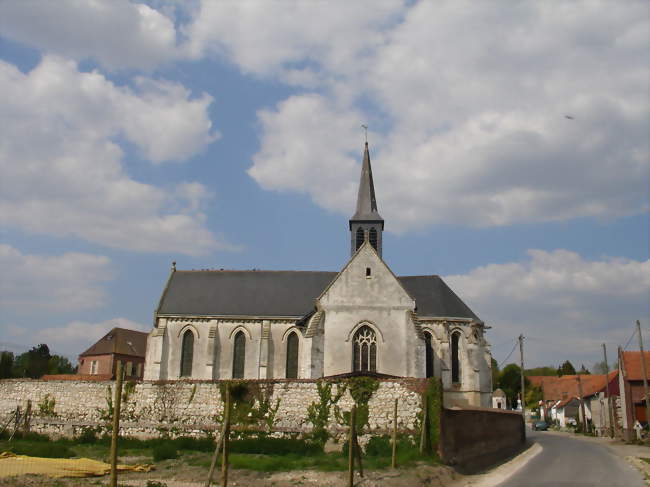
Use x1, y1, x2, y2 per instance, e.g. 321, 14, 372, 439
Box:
79, 328, 148, 358
621, 351, 650, 381
493, 388, 506, 397
528, 372, 619, 401
156, 270, 480, 321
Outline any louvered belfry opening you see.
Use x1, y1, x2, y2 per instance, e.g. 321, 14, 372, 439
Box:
180, 329, 194, 377
451, 331, 461, 383
424, 331, 434, 378
353, 325, 377, 372
369, 227, 378, 250
233, 331, 246, 378
355, 227, 364, 250
285, 332, 299, 378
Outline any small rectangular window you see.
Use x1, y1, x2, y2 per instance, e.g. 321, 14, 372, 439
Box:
366, 267, 371, 278
136, 363, 142, 377
126, 361, 133, 376
90, 360, 97, 375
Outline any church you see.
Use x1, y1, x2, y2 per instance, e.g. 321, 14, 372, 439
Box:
144, 143, 493, 408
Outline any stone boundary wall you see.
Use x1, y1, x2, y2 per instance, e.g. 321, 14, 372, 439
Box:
439, 406, 525, 473
0, 378, 425, 440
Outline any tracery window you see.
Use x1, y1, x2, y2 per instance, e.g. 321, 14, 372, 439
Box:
233, 331, 246, 379
451, 331, 461, 384
353, 325, 377, 372
355, 227, 365, 250
369, 227, 378, 250
285, 332, 299, 379
180, 329, 194, 377
424, 331, 434, 378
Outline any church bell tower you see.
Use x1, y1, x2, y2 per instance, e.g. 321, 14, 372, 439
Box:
349, 142, 384, 257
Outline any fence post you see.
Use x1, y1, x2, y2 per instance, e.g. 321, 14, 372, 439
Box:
348, 405, 356, 487
110, 360, 124, 487
392, 398, 398, 468
23, 400, 32, 433
353, 415, 363, 478
221, 383, 231, 487
205, 386, 230, 487
419, 392, 429, 454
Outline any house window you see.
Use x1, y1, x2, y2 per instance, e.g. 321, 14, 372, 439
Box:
180, 329, 194, 377
136, 363, 142, 377
424, 331, 434, 378
355, 227, 364, 250
369, 227, 378, 250
126, 361, 133, 376
285, 332, 299, 379
233, 331, 246, 379
366, 267, 371, 278
90, 360, 98, 375
353, 325, 377, 372
451, 331, 461, 384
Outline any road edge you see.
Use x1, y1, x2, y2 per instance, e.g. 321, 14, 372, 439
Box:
453, 441, 543, 486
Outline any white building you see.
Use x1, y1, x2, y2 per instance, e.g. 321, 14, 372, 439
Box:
145, 143, 493, 408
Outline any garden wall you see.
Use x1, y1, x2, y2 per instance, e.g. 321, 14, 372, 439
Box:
439, 406, 526, 473
0, 378, 425, 440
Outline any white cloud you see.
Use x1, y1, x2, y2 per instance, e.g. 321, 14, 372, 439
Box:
3, 318, 150, 357
0, 244, 113, 313
0, 56, 223, 254
444, 249, 650, 367
197, 0, 649, 229
0, 0, 180, 70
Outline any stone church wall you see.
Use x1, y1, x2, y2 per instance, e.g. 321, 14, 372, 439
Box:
0, 378, 426, 439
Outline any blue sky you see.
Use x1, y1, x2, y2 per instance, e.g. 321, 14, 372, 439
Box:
0, 0, 648, 370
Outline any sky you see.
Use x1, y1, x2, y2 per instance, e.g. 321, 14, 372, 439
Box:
0, 0, 648, 370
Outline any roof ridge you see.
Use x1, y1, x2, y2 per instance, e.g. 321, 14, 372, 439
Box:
175, 269, 337, 274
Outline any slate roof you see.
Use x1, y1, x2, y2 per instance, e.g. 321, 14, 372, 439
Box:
350, 143, 383, 223
79, 327, 148, 358
156, 269, 480, 321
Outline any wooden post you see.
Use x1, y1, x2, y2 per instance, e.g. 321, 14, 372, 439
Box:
391, 398, 398, 469
348, 405, 356, 487
221, 384, 231, 487
419, 393, 429, 454
110, 360, 124, 487
519, 334, 526, 421
636, 320, 650, 427
23, 400, 32, 433
205, 391, 230, 487
353, 418, 363, 478
602, 343, 615, 438
577, 375, 588, 433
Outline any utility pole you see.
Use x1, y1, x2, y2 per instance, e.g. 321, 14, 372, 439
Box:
577, 374, 588, 433
519, 334, 525, 422
602, 343, 614, 437
636, 320, 650, 425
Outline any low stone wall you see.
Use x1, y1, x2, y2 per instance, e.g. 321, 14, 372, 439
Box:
0, 378, 425, 440
439, 406, 525, 473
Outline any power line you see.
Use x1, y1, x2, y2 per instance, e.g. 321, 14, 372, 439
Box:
623, 328, 637, 350
498, 340, 519, 368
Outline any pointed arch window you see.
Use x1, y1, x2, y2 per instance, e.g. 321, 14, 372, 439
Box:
424, 331, 434, 378
233, 331, 246, 379
369, 227, 378, 250
180, 329, 194, 377
285, 332, 299, 379
355, 227, 364, 250
451, 331, 461, 384
353, 325, 377, 372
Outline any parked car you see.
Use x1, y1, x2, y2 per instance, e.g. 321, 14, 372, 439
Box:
532, 421, 549, 431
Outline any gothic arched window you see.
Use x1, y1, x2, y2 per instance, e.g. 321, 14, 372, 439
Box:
285, 332, 299, 379
233, 331, 246, 379
180, 329, 194, 377
355, 227, 364, 250
451, 331, 461, 384
369, 227, 378, 250
353, 325, 377, 372
424, 331, 434, 378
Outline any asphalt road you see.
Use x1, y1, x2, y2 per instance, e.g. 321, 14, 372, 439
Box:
497, 430, 645, 487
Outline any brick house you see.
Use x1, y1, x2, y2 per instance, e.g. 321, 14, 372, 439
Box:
618, 348, 650, 439
78, 328, 148, 380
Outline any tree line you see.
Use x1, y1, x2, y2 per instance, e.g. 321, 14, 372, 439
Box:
0, 344, 76, 379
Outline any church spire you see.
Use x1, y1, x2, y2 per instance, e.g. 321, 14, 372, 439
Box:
349, 142, 384, 257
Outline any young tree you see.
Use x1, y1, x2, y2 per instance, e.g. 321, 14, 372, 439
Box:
498, 363, 531, 407
592, 361, 609, 375
0, 351, 14, 379
47, 355, 76, 375
525, 366, 557, 376
578, 364, 591, 375
557, 360, 577, 376
13, 344, 52, 378
491, 357, 499, 389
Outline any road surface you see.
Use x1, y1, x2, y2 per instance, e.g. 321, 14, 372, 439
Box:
497, 430, 645, 487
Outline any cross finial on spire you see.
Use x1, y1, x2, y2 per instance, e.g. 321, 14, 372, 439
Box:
361, 124, 368, 144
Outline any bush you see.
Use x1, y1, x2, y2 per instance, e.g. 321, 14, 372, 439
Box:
365, 435, 392, 457
8, 442, 75, 458
152, 443, 178, 462
75, 428, 98, 444
229, 437, 321, 456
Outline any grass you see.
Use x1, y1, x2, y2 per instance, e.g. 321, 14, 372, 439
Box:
640, 457, 650, 464
0, 431, 438, 473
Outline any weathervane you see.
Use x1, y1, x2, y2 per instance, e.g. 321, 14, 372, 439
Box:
361, 124, 368, 143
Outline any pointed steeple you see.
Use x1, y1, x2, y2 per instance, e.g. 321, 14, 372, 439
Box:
349, 142, 384, 257
351, 142, 383, 221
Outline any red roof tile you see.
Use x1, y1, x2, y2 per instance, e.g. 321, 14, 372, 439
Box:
527, 371, 618, 401
621, 351, 650, 381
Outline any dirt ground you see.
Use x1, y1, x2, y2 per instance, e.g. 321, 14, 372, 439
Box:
0, 461, 459, 487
